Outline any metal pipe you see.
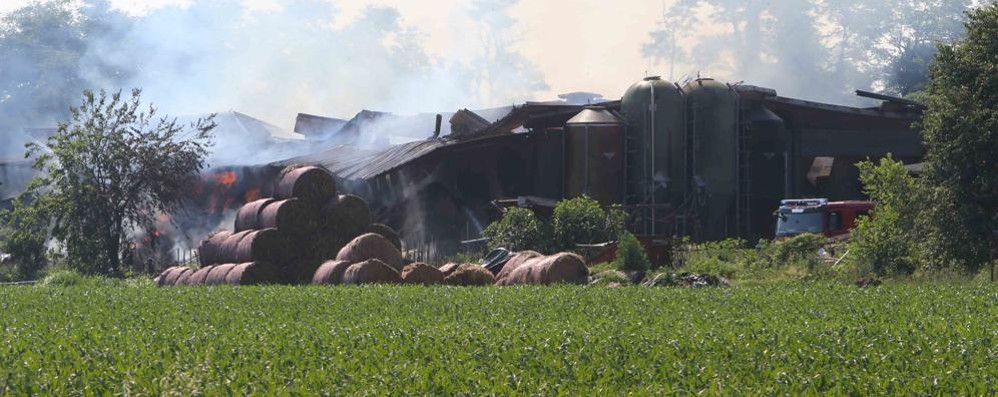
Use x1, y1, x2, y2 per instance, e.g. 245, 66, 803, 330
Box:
650, 81, 656, 236
584, 124, 590, 196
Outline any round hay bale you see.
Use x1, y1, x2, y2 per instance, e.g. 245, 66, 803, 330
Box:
494, 250, 543, 283
258, 198, 319, 236
225, 261, 283, 285
321, 194, 371, 239
187, 266, 215, 285
367, 223, 401, 250
438, 263, 460, 277
232, 228, 291, 263
296, 234, 346, 283
336, 233, 403, 272
312, 260, 353, 285
400, 263, 444, 285
342, 259, 402, 285
163, 267, 193, 286
197, 230, 233, 266
174, 268, 196, 285
274, 165, 337, 203
156, 266, 181, 286
214, 230, 254, 265
443, 264, 495, 286
234, 198, 276, 231
205, 263, 238, 285
498, 252, 587, 286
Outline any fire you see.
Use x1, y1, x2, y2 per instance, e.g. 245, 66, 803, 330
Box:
215, 170, 237, 186
244, 187, 261, 203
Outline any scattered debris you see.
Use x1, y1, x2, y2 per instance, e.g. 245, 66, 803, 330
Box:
855, 277, 882, 288
643, 272, 729, 288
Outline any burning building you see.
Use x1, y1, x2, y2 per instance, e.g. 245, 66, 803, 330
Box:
270, 76, 922, 251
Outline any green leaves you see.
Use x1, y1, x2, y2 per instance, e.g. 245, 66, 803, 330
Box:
2, 284, 998, 394
5, 89, 215, 275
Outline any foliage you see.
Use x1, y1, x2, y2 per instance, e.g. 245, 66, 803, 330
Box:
482, 197, 627, 254
551, 196, 626, 251
39, 268, 88, 287
4, 285, 998, 394
682, 235, 834, 281
918, 3, 998, 272
771, 233, 825, 265
12, 89, 215, 275
482, 207, 549, 252
0, 0, 132, 157
849, 156, 922, 275
0, 196, 53, 278
614, 231, 650, 272
590, 270, 629, 286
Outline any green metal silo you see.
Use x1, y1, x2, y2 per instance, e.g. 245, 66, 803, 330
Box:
682, 78, 738, 241
621, 76, 685, 235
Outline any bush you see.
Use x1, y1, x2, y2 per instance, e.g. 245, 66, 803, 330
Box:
614, 232, 650, 272
482, 207, 549, 252
772, 233, 825, 265
551, 196, 625, 251
849, 156, 921, 275
39, 269, 87, 287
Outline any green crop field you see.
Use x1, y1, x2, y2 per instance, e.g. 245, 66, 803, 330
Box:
2, 284, 997, 395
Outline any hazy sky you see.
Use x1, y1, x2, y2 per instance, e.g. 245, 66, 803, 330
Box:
2, 0, 673, 105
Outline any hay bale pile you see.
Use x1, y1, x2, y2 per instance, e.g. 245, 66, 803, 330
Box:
158, 164, 401, 286
495, 252, 589, 286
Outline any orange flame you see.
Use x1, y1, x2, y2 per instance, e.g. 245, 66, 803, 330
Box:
244, 187, 261, 203
215, 171, 237, 186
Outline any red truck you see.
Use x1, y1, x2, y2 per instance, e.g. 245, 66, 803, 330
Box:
774, 198, 874, 239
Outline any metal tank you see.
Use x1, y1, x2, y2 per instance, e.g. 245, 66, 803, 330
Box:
682, 78, 738, 240
620, 76, 685, 235
563, 107, 624, 205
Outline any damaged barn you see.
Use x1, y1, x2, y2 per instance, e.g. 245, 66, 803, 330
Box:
271, 76, 923, 256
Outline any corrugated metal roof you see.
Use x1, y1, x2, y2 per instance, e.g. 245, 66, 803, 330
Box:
274, 139, 445, 180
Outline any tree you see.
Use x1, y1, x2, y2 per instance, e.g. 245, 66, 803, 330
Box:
614, 231, 650, 272
0, 0, 133, 158
915, 3, 998, 272
482, 206, 549, 252
551, 196, 626, 251
12, 89, 215, 275
849, 155, 921, 275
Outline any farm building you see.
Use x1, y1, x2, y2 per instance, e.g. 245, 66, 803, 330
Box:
273, 76, 924, 251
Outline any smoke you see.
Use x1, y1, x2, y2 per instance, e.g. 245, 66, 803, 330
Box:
0, 0, 549, 169
642, 0, 974, 104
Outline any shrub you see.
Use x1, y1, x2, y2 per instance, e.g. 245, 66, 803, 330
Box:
614, 232, 650, 272
849, 156, 921, 275
482, 207, 549, 252
772, 233, 825, 265
39, 269, 87, 287
551, 196, 625, 251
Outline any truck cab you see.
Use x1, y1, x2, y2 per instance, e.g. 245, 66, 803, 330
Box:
775, 198, 874, 239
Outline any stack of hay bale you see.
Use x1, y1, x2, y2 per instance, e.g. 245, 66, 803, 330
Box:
494, 251, 588, 286
156, 165, 402, 286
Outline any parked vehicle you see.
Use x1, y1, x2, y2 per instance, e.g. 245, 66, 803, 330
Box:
774, 198, 873, 239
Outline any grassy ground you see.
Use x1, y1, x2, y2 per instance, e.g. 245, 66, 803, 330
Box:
2, 283, 998, 395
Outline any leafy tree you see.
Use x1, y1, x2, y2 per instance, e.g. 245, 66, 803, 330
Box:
11, 89, 215, 275
551, 196, 626, 251
614, 231, 650, 272
0, 0, 133, 158
918, 3, 998, 272
848, 156, 921, 275
0, 195, 53, 278
482, 207, 549, 252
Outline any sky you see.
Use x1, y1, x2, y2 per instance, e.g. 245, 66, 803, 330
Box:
2, 0, 674, 125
